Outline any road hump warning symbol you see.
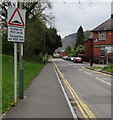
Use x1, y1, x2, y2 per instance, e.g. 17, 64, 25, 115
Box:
8, 8, 25, 27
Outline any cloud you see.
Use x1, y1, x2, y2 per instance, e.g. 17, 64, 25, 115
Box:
52, 2, 111, 38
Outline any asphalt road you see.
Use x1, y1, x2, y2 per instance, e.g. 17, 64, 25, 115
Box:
54, 58, 111, 119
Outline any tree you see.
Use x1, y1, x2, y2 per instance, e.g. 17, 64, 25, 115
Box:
76, 26, 84, 47
1, 1, 54, 31
24, 17, 62, 61
1, 1, 58, 61
74, 44, 84, 56
65, 46, 72, 55
45, 28, 62, 55
24, 17, 45, 59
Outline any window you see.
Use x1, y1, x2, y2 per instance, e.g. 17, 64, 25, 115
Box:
99, 32, 106, 40
100, 47, 105, 57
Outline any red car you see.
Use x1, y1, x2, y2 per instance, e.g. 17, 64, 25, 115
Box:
73, 57, 83, 63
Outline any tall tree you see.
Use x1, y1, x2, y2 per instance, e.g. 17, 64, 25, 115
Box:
1, 1, 55, 58
65, 46, 72, 55
24, 17, 62, 60
76, 26, 84, 47
45, 27, 62, 55
1, 1, 54, 31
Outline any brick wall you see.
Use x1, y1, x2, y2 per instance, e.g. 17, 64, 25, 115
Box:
83, 39, 93, 61
60, 52, 67, 57
93, 31, 113, 45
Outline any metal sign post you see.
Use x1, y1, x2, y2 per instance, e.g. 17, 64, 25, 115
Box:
8, 6, 25, 103
14, 42, 17, 103
18, 2, 24, 99
19, 43, 24, 99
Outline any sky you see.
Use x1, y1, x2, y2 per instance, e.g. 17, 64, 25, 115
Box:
51, 1, 112, 38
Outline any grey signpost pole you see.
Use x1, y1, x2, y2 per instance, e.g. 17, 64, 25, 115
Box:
18, 2, 24, 99
8, 5, 25, 104
14, 42, 17, 103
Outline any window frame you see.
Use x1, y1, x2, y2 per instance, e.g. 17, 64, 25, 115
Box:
100, 47, 105, 57
99, 32, 106, 41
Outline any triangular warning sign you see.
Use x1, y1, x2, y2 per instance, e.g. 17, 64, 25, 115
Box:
8, 8, 25, 27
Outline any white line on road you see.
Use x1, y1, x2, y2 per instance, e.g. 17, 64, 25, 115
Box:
84, 71, 92, 76
53, 65, 78, 119
96, 77, 111, 86
70, 64, 75, 66
79, 69, 83, 71
73, 64, 83, 66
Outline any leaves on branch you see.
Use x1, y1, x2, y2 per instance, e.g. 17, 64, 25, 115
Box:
1, 1, 54, 29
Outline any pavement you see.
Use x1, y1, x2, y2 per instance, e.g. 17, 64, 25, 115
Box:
92, 63, 107, 67
2, 62, 74, 119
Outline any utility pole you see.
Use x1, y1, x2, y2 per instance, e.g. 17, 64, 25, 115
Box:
18, 2, 24, 99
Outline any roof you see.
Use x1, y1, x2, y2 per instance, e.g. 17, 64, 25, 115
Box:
60, 49, 65, 52
83, 38, 93, 44
92, 16, 113, 32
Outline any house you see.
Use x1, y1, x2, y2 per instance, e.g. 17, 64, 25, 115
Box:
83, 38, 93, 61
59, 49, 67, 57
54, 49, 67, 57
84, 14, 113, 63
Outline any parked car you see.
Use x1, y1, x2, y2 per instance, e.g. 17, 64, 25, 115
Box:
65, 56, 71, 61
70, 57, 76, 62
62, 56, 68, 60
73, 57, 83, 63
53, 53, 62, 58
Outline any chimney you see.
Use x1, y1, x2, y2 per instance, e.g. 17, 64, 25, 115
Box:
111, 14, 113, 18
111, 1, 113, 18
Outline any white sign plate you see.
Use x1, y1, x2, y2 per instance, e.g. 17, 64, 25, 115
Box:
8, 7, 25, 27
105, 46, 113, 53
8, 26, 25, 42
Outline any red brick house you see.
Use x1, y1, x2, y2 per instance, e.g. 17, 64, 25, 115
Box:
83, 38, 93, 61
59, 49, 67, 57
84, 14, 113, 63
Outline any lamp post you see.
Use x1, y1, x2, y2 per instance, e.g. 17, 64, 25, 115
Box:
90, 39, 93, 66
105, 48, 109, 66
18, 2, 24, 99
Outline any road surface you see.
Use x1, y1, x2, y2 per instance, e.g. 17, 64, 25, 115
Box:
54, 58, 111, 119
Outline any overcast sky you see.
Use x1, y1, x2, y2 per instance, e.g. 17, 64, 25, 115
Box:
51, 1, 112, 38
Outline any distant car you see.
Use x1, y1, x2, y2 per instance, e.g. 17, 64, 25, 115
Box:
73, 57, 83, 63
62, 56, 68, 60
70, 57, 76, 62
65, 56, 71, 61
65, 56, 68, 60
53, 53, 62, 58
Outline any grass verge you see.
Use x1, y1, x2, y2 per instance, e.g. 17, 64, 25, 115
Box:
2, 54, 45, 113
92, 64, 113, 73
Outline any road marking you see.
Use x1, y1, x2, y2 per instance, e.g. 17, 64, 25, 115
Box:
79, 69, 83, 71
53, 61, 96, 120
96, 77, 111, 86
84, 71, 92, 76
64, 79, 95, 119
70, 63, 84, 66
70, 64, 75, 65
53, 65, 78, 119
82, 67, 113, 77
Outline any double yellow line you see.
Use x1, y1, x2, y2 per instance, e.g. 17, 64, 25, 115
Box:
53, 62, 96, 120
